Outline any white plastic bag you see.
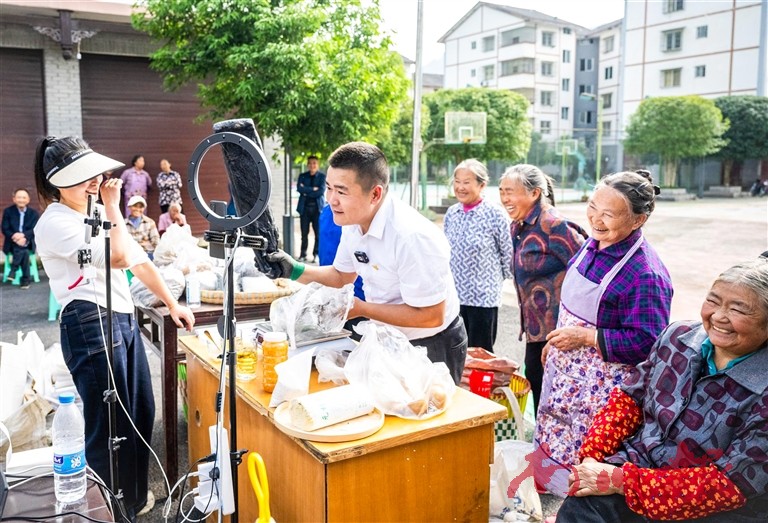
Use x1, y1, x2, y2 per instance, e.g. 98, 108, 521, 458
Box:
129, 265, 186, 308
489, 389, 542, 521
269, 282, 354, 351
314, 349, 350, 385
344, 321, 455, 420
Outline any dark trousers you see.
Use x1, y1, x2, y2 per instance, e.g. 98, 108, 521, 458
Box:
299, 202, 320, 258
411, 315, 468, 384
525, 340, 547, 415
558, 494, 767, 523
459, 305, 498, 352
59, 300, 155, 517
7, 244, 31, 285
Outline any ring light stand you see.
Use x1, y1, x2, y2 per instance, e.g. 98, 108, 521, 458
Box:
187, 131, 272, 522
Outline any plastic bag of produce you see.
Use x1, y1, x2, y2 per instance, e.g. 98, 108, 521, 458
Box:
344, 321, 455, 420
269, 282, 354, 351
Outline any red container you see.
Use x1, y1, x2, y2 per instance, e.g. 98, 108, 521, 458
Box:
469, 369, 494, 398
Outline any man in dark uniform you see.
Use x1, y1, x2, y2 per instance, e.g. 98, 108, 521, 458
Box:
296, 155, 326, 262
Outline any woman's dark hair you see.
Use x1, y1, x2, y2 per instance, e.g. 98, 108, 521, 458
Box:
131, 154, 144, 167
500, 164, 556, 207
599, 169, 660, 217
34, 136, 91, 208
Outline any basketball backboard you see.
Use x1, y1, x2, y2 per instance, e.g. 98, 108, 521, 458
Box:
555, 138, 578, 156
445, 112, 487, 144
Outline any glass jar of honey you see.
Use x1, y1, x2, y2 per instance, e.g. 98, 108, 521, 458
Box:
261, 331, 289, 393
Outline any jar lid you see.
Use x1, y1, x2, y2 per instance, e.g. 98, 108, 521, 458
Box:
263, 331, 287, 342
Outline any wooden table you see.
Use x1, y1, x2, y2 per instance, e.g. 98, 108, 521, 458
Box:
136, 301, 271, 481
3, 476, 113, 521
181, 335, 507, 522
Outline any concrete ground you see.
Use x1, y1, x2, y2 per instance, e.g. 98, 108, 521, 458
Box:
1, 196, 765, 520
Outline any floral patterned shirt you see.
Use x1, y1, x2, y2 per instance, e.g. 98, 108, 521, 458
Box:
444, 199, 512, 308
156, 170, 183, 207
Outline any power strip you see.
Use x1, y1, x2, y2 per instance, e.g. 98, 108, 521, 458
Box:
194, 426, 235, 516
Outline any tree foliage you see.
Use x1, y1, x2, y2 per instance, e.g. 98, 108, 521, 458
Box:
713, 96, 768, 185
377, 98, 431, 167
422, 88, 531, 165
133, 0, 409, 156
623, 96, 728, 186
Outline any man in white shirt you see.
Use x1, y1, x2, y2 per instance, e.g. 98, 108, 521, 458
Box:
268, 142, 467, 382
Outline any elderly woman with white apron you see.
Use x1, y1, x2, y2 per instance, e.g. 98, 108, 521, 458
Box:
533, 170, 674, 497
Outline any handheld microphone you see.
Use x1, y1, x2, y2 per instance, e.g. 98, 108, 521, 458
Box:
84, 194, 94, 244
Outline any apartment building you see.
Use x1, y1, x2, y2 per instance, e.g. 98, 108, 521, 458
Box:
622, 0, 766, 127
439, 3, 586, 141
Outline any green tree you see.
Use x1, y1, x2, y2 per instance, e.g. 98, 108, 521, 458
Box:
378, 98, 431, 167
624, 96, 728, 187
714, 96, 768, 186
422, 88, 531, 165
133, 0, 408, 156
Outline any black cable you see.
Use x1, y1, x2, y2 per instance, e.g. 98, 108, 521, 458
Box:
85, 473, 131, 523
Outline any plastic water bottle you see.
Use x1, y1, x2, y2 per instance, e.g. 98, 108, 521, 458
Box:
52, 392, 87, 503
186, 272, 201, 309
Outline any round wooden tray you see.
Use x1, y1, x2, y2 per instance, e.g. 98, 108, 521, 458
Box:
200, 283, 294, 305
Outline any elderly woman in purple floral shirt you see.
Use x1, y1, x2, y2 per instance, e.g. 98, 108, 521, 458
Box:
499, 164, 587, 412
534, 170, 674, 497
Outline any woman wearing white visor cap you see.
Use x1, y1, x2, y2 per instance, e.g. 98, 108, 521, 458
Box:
33, 136, 195, 518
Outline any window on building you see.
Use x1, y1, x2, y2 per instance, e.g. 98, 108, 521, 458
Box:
540, 121, 552, 134
542, 31, 555, 47
601, 92, 613, 109
695, 65, 706, 77
579, 58, 594, 71
605, 66, 614, 80
661, 68, 682, 87
501, 58, 535, 76
483, 64, 495, 81
697, 25, 708, 38
578, 84, 594, 95
561, 107, 570, 120
482, 35, 495, 52
471, 40, 477, 50
541, 61, 554, 76
563, 27, 572, 35
663, 29, 683, 51
602, 121, 612, 135
562, 50, 571, 63
562, 78, 570, 91
470, 68, 476, 77
603, 36, 615, 53
541, 91, 554, 106
579, 111, 593, 125
663, 0, 684, 13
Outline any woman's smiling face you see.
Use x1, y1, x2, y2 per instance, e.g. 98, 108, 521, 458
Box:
701, 281, 768, 358
586, 186, 646, 249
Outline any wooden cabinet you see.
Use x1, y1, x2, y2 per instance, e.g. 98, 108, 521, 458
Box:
182, 335, 506, 522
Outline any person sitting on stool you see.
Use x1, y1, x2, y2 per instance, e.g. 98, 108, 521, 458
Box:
2, 188, 40, 289
296, 155, 325, 263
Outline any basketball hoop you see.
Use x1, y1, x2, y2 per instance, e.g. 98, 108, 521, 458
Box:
445, 112, 487, 144
462, 137, 472, 144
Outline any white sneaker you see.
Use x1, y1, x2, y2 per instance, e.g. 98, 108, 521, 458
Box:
137, 490, 155, 517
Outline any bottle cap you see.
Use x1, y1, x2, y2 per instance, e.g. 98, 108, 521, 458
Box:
59, 392, 76, 404
263, 331, 287, 343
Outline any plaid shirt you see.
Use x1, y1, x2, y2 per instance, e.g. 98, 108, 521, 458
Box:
571, 229, 673, 364
125, 215, 160, 254
444, 200, 512, 307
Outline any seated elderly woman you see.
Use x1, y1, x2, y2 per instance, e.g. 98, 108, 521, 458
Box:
157, 201, 187, 235
557, 258, 768, 522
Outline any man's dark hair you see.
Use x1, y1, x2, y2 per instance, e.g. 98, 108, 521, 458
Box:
328, 142, 389, 193
307, 155, 319, 161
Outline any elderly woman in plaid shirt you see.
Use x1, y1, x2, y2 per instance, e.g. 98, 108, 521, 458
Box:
534, 170, 674, 497
558, 258, 768, 522
443, 159, 512, 353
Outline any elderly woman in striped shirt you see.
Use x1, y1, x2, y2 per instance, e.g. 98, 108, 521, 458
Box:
534, 170, 674, 497
444, 159, 512, 353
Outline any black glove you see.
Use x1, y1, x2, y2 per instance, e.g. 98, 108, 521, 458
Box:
264, 250, 305, 280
